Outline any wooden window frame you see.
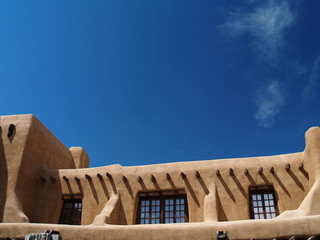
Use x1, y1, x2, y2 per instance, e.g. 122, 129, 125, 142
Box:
59, 196, 83, 225
249, 185, 279, 219
136, 190, 189, 224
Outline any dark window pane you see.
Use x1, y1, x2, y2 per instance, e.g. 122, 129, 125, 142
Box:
59, 198, 82, 225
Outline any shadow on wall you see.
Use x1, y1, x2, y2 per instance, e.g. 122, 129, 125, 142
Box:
86, 175, 99, 205
196, 173, 209, 195
218, 174, 235, 203
287, 169, 304, 191
216, 190, 227, 221
123, 177, 134, 199
0, 127, 8, 222
182, 175, 200, 208
271, 171, 291, 198
119, 198, 128, 225
98, 176, 110, 200
231, 174, 247, 200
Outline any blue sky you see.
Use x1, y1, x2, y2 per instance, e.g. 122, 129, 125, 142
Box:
0, 0, 319, 167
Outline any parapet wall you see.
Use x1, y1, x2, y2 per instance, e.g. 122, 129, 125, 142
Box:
56, 151, 310, 225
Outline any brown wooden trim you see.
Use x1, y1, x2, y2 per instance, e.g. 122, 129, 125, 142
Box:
249, 185, 273, 191
138, 189, 186, 197
61, 194, 83, 200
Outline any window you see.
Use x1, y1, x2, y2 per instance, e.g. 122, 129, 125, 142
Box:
59, 197, 82, 225
249, 185, 278, 219
136, 190, 188, 224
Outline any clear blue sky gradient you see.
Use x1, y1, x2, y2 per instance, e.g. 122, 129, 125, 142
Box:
1, 1, 319, 167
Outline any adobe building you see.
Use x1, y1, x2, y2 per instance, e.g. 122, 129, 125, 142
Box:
1, 114, 320, 239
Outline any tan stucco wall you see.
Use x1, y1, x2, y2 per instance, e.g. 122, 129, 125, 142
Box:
0, 114, 319, 240
69, 147, 89, 169
0, 114, 81, 224
0, 120, 7, 223
56, 151, 310, 225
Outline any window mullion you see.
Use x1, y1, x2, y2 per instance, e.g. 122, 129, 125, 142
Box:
148, 200, 151, 223
71, 203, 75, 224
173, 198, 176, 223
160, 198, 164, 224
261, 192, 266, 219
184, 195, 188, 222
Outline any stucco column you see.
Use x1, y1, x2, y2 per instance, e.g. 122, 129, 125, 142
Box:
279, 127, 320, 218
204, 186, 218, 222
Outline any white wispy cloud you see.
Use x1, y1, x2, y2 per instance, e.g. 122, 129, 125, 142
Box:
255, 81, 285, 127
222, 0, 295, 63
302, 54, 320, 102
